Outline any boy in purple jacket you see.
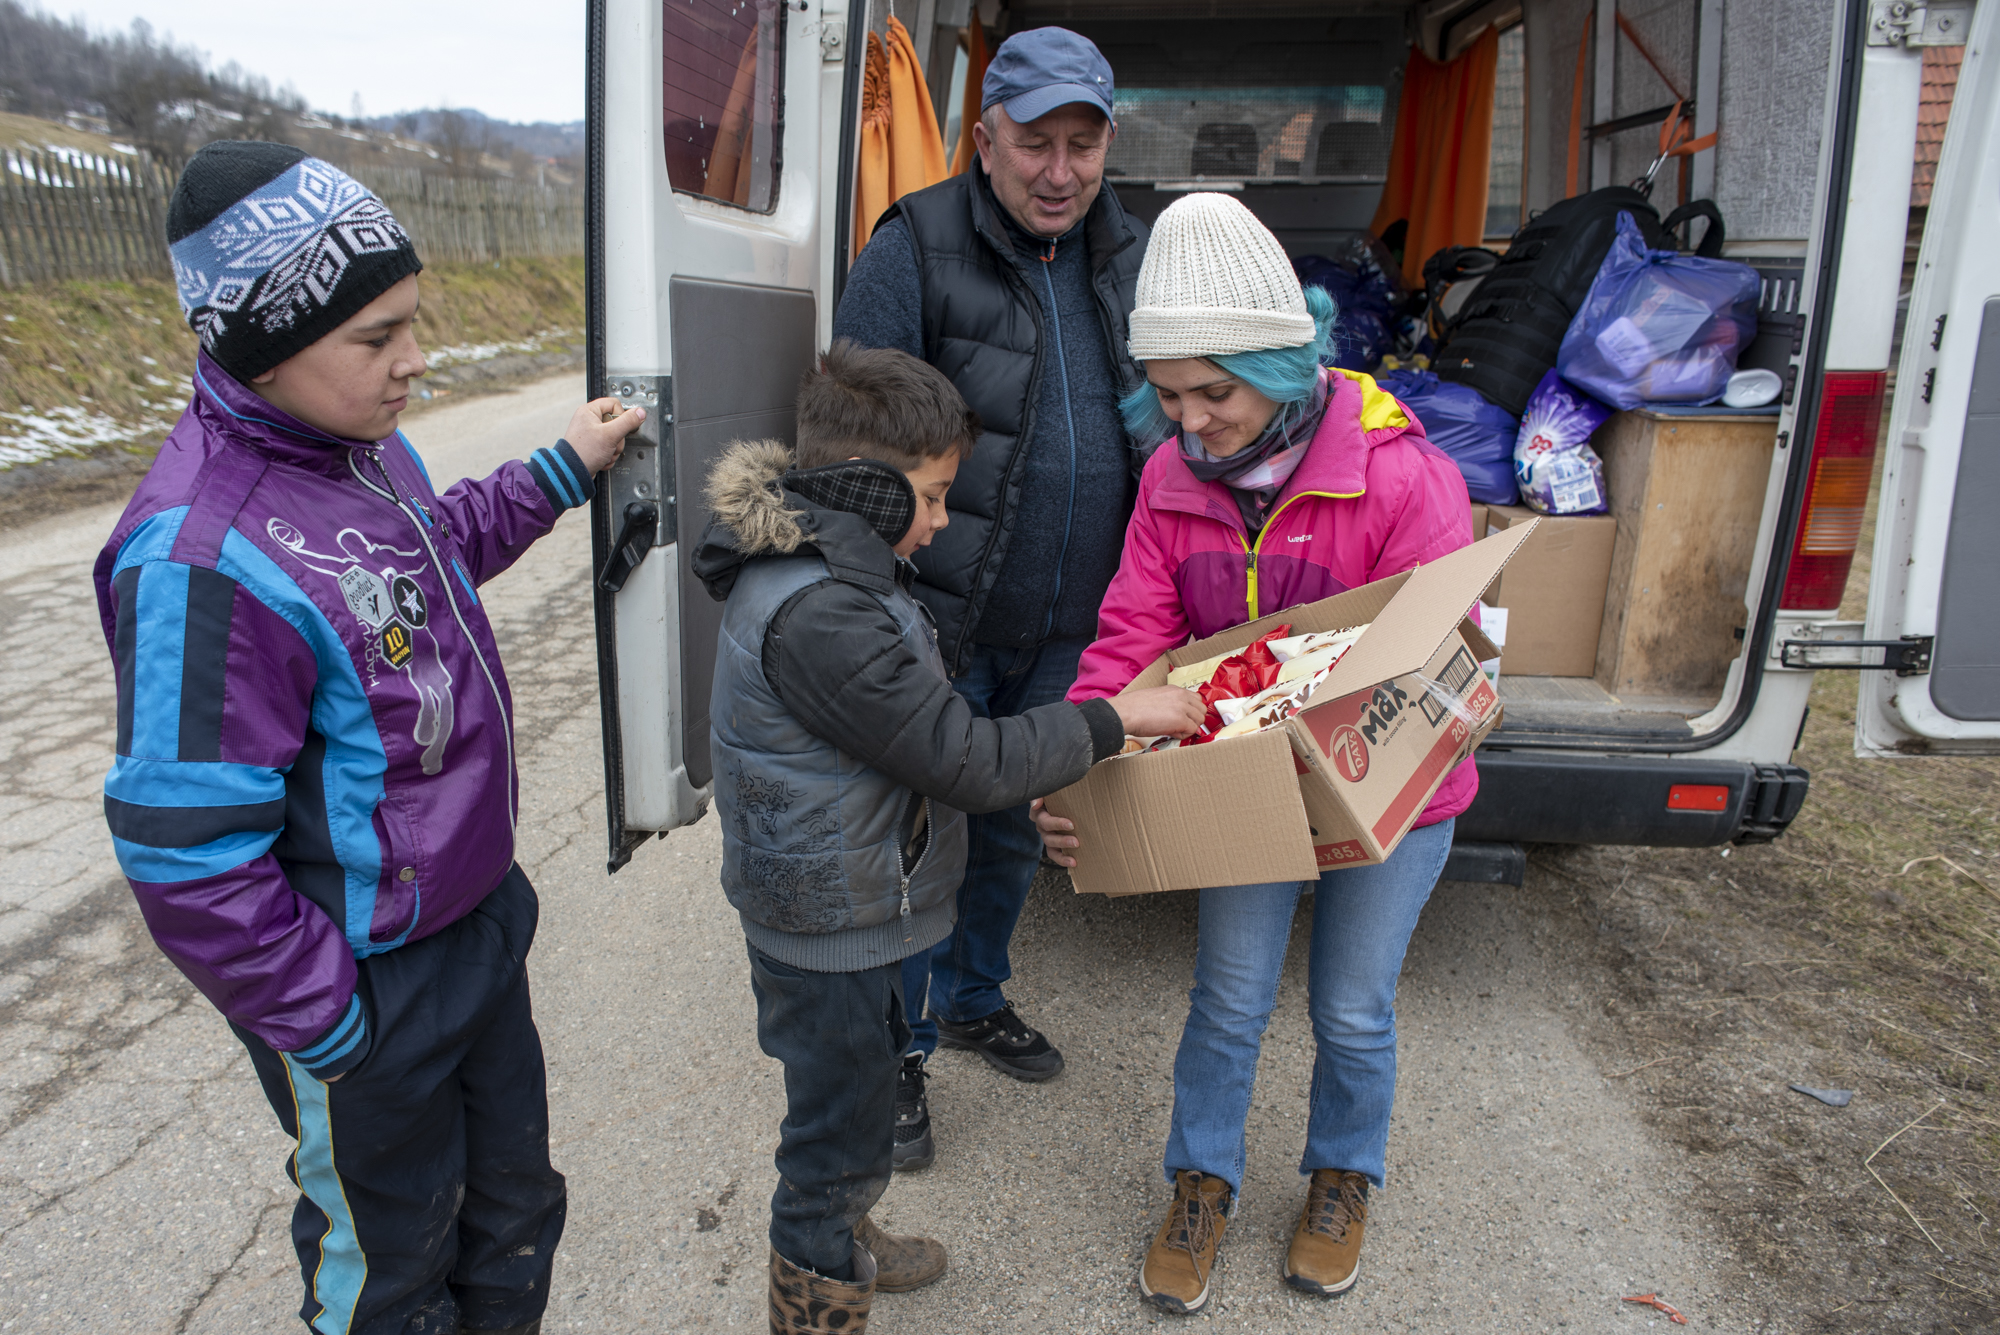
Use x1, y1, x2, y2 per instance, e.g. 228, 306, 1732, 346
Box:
93, 141, 643, 1335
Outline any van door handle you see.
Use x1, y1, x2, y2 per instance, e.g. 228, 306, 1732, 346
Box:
598, 501, 660, 593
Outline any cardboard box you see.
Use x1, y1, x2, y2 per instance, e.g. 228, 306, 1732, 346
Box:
1468, 502, 1488, 544
1479, 504, 1616, 677
1043, 525, 1533, 897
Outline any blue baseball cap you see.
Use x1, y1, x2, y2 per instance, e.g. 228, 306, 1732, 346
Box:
981, 28, 1115, 125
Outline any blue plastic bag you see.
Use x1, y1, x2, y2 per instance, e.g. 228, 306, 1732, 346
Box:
1556, 213, 1760, 410
1296, 237, 1400, 371
1377, 369, 1520, 505
1515, 371, 1611, 515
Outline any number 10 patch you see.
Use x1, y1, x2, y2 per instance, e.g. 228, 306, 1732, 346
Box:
379, 622, 414, 668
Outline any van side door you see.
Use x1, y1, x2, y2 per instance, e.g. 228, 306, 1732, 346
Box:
588, 0, 855, 867
1857, 0, 2000, 756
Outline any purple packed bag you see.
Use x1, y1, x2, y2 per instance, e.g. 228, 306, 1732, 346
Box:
1556, 212, 1760, 410
1514, 371, 1612, 515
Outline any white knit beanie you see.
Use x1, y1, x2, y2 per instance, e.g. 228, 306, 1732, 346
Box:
1127, 193, 1316, 361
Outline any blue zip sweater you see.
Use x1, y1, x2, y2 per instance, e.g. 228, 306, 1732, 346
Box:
833, 212, 1132, 648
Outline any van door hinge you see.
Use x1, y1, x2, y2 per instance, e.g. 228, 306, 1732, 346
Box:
1780, 635, 1934, 674
820, 19, 846, 61
1868, 0, 1972, 45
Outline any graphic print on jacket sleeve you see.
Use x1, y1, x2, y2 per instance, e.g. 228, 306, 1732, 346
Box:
267, 517, 458, 775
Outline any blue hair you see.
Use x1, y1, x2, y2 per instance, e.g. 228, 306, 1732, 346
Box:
1120, 285, 1340, 445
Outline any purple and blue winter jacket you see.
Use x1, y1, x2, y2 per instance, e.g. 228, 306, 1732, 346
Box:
94, 354, 592, 1078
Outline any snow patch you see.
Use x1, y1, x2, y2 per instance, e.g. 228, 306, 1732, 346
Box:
426, 327, 573, 367
0, 405, 173, 468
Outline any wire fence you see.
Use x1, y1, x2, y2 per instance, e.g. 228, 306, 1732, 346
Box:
0, 148, 583, 287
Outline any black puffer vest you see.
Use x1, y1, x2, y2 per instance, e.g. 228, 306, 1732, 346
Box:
882, 165, 1149, 672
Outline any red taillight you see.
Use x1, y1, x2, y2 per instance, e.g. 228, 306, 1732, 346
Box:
1780, 371, 1886, 611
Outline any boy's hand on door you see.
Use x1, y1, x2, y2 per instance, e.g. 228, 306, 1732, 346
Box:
566, 397, 647, 474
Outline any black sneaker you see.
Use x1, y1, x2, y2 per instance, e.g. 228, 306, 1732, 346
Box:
892, 1053, 934, 1171
934, 1001, 1065, 1082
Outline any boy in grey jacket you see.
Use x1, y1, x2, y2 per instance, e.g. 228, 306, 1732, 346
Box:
693, 342, 1201, 1330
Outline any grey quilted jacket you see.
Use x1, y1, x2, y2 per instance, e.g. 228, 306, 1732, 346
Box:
694, 440, 1125, 972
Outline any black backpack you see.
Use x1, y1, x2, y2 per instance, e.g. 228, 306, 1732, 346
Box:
1432, 187, 1725, 416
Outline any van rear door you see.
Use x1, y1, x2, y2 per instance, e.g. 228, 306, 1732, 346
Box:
1856, 0, 2000, 756
588, 0, 854, 867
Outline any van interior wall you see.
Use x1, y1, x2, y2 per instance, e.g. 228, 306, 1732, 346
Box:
1521, 0, 1830, 250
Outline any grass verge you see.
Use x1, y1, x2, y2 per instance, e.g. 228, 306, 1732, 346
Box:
0, 257, 584, 523
1527, 442, 1999, 1331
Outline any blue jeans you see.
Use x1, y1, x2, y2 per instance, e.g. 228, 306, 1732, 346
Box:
900, 635, 1090, 1058
1163, 818, 1455, 1196
749, 943, 909, 1274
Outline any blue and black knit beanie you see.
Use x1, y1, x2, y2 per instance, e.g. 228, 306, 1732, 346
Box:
167, 141, 423, 381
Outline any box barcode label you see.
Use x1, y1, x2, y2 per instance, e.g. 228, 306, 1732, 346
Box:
1437, 647, 1477, 695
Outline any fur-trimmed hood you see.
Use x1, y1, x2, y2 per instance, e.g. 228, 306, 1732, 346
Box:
693, 438, 907, 603
703, 439, 808, 558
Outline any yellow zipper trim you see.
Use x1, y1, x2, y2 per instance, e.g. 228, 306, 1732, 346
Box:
1242, 488, 1362, 622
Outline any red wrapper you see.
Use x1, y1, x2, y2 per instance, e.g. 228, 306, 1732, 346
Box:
1183, 625, 1291, 748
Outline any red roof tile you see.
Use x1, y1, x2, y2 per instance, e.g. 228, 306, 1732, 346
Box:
1914, 45, 1963, 206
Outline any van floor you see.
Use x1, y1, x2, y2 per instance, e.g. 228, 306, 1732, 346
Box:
1495, 674, 1709, 735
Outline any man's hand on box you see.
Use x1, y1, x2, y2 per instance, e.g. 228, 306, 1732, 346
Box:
1108, 685, 1206, 740
565, 397, 647, 474
1030, 798, 1077, 869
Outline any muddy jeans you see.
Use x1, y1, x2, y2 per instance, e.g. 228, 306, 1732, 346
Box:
748, 942, 911, 1275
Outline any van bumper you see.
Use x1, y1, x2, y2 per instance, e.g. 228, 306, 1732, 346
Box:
1458, 750, 1810, 847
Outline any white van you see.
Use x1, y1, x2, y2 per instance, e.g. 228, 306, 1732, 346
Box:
584, 0, 1998, 877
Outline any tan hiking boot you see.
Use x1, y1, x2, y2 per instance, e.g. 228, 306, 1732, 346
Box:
768, 1243, 875, 1333
1138, 1170, 1231, 1314
853, 1213, 947, 1293
1283, 1168, 1369, 1297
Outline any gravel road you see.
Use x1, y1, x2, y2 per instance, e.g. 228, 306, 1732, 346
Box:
0, 376, 1767, 1332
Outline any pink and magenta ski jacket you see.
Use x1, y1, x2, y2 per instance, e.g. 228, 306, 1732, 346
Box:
1068, 368, 1482, 828
93, 354, 593, 1077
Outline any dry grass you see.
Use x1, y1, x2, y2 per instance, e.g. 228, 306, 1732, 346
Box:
0, 255, 584, 438
0, 257, 583, 525
0, 275, 195, 426
409, 256, 584, 356
1, 255, 584, 463
1525, 439, 2000, 1331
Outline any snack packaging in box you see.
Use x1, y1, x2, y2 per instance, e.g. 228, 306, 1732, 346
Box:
1045, 523, 1535, 896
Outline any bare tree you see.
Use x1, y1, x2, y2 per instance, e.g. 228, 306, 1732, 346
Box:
431, 110, 489, 178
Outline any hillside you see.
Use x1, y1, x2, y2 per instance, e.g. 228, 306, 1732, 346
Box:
0, 0, 578, 179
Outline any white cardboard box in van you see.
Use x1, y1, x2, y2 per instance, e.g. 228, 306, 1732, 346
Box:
1045, 524, 1533, 897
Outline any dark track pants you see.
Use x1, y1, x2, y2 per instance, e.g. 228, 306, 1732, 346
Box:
748, 942, 909, 1274
236, 866, 567, 1335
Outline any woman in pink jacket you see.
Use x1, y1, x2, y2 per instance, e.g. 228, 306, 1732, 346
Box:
1033, 194, 1476, 1314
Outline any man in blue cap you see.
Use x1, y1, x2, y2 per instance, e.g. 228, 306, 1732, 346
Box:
832, 25, 1149, 1171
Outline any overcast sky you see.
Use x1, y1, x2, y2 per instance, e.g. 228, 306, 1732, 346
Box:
63, 0, 585, 125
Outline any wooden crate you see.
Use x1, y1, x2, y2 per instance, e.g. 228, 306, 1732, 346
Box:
1592, 410, 1778, 699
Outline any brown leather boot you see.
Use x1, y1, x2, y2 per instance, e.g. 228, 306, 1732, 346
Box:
853, 1213, 947, 1293
768, 1243, 876, 1333
1283, 1168, 1369, 1297
1137, 1170, 1231, 1314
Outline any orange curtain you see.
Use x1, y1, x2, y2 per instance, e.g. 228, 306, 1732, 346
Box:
948, 19, 990, 176
705, 22, 764, 206
854, 16, 949, 257
1369, 26, 1501, 287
